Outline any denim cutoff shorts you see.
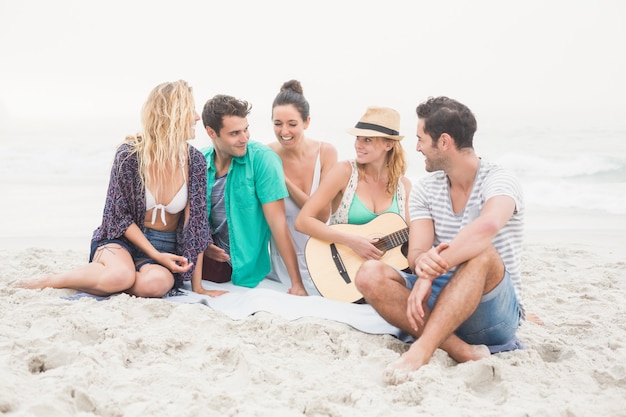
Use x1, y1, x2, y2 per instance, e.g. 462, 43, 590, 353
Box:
400, 269, 520, 346
90, 228, 177, 272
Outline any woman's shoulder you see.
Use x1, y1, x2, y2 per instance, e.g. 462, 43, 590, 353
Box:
400, 175, 412, 188
116, 141, 134, 153
188, 145, 208, 168
267, 141, 280, 152
318, 140, 338, 163
189, 144, 205, 158
330, 159, 353, 177
112, 142, 137, 165
318, 140, 337, 152
399, 175, 412, 194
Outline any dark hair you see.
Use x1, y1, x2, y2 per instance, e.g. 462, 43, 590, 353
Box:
415, 96, 477, 149
202, 94, 252, 134
272, 79, 310, 121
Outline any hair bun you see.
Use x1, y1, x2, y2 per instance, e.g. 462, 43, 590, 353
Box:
280, 79, 303, 95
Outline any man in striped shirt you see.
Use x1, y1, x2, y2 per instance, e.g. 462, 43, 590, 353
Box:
355, 96, 525, 382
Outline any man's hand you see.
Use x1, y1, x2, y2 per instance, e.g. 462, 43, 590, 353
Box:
288, 283, 308, 296
413, 243, 449, 281
407, 242, 450, 331
204, 244, 230, 262
195, 287, 229, 297
407, 279, 432, 331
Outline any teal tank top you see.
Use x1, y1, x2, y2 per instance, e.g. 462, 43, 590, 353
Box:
347, 192, 399, 225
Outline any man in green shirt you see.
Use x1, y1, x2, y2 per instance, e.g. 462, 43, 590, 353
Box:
191, 94, 307, 297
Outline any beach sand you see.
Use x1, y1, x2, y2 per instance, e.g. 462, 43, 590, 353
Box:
1, 218, 625, 416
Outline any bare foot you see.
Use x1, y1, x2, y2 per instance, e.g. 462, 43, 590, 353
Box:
383, 365, 411, 385
12, 275, 53, 290
526, 312, 544, 325
450, 343, 491, 363
457, 345, 491, 362
383, 345, 431, 385
383, 346, 454, 385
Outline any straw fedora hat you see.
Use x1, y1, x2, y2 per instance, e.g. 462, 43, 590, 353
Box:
346, 106, 404, 141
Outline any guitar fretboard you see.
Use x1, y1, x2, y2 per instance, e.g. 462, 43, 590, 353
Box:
374, 228, 409, 251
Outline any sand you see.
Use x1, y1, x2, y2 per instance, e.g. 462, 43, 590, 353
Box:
1, 227, 625, 416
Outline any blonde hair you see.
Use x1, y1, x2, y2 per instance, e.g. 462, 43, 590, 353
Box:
126, 80, 195, 194
357, 139, 407, 194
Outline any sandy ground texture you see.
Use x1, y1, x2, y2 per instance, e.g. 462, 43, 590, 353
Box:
1, 237, 625, 417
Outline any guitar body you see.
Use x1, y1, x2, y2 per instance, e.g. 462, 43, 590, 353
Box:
305, 212, 409, 303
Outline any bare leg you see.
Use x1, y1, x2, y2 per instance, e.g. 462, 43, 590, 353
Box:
355, 260, 486, 358
386, 247, 504, 377
128, 263, 175, 298
355, 260, 414, 333
14, 244, 136, 296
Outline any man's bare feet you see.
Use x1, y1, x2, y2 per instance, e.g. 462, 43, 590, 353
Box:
383, 344, 432, 384
383, 343, 491, 385
383, 365, 412, 385
449, 343, 491, 364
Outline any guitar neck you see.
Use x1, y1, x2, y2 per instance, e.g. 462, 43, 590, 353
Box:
374, 227, 409, 251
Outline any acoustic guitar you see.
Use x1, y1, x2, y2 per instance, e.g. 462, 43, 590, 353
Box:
304, 212, 409, 303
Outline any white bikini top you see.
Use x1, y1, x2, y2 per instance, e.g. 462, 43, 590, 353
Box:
145, 165, 188, 226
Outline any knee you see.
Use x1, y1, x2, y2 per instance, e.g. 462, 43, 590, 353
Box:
103, 266, 136, 292
483, 245, 501, 261
136, 282, 171, 298
471, 245, 503, 270
355, 260, 387, 296
133, 268, 174, 298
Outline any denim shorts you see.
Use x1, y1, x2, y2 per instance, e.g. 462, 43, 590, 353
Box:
133, 228, 177, 269
90, 229, 177, 272
401, 269, 520, 346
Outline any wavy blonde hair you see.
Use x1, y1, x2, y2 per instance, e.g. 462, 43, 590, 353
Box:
126, 80, 195, 195
357, 139, 407, 194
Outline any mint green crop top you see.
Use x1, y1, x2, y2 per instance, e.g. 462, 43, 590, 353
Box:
347, 192, 399, 225
329, 160, 406, 226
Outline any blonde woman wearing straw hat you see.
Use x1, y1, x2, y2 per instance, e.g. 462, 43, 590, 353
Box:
295, 106, 411, 300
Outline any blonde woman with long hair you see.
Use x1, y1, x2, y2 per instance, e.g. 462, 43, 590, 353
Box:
17, 80, 221, 298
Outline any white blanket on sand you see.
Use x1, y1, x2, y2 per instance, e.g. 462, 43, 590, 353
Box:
68, 279, 526, 352
68, 278, 527, 352
171, 280, 411, 340
68, 279, 411, 341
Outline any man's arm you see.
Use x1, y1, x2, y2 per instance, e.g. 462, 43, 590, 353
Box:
263, 199, 307, 296
190, 253, 228, 297
439, 195, 516, 269
406, 218, 436, 273
407, 195, 516, 329
411, 195, 516, 282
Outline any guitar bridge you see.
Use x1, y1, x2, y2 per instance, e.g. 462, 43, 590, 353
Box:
330, 243, 351, 284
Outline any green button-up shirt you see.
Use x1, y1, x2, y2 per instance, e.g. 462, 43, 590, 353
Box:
202, 141, 288, 287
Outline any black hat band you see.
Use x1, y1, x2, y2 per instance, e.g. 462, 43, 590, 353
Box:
354, 122, 399, 136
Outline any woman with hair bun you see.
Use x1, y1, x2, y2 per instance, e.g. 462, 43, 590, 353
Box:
265, 79, 338, 295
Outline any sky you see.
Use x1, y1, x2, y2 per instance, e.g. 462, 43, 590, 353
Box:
1, 0, 625, 144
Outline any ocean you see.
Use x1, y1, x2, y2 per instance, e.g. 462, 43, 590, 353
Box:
1, 122, 624, 250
